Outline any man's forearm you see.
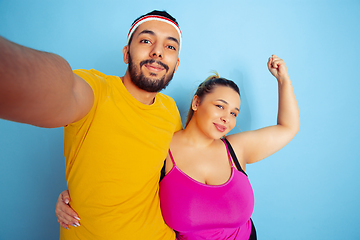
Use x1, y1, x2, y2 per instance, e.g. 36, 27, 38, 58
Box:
0, 36, 78, 127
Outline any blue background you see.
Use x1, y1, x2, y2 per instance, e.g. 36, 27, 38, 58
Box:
1, 0, 359, 239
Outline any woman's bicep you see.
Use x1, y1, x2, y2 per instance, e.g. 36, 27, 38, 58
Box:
227, 125, 296, 164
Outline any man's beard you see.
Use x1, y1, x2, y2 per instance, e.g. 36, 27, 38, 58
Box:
128, 54, 175, 92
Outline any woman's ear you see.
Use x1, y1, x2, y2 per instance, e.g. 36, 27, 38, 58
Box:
192, 95, 200, 111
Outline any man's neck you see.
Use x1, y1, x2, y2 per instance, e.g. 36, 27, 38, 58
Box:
121, 70, 157, 105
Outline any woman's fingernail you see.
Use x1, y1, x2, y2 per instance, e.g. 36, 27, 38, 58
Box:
65, 199, 69, 204
74, 216, 81, 221
72, 224, 78, 227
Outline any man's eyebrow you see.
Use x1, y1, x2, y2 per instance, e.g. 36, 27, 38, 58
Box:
167, 36, 179, 45
217, 99, 240, 112
137, 30, 179, 46
138, 29, 155, 36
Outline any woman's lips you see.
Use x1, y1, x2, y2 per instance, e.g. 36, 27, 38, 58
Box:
213, 123, 226, 132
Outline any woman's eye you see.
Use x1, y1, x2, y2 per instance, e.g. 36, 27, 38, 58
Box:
216, 105, 224, 109
231, 112, 237, 117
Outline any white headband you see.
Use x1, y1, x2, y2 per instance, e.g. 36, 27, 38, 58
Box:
127, 15, 182, 53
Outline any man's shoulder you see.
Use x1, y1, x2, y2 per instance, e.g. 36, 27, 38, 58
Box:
73, 69, 121, 90
156, 92, 182, 130
156, 92, 177, 106
157, 92, 174, 101
73, 69, 117, 79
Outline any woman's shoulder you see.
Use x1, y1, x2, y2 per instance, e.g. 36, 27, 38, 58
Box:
170, 130, 185, 145
225, 131, 247, 146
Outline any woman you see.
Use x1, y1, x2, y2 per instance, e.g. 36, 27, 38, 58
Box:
55, 55, 300, 239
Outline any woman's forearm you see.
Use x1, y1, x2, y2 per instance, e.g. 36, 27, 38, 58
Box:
277, 76, 300, 135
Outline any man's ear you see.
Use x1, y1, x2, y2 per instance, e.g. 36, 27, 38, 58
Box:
192, 95, 200, 111
123, 45, 129, 64
173, 58, 180, 73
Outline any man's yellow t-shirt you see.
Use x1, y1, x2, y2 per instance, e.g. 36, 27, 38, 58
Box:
60, 69, 182, 239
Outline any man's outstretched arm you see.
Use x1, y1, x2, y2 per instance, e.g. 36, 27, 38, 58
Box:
0, 36, 94, 128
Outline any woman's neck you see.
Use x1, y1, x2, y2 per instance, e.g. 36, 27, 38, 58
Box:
180, 120, 216, 149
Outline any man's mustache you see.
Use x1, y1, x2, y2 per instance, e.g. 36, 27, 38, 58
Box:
140, 59, 169, 72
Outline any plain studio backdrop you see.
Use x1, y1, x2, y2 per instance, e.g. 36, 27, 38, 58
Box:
0, 0, 359, 239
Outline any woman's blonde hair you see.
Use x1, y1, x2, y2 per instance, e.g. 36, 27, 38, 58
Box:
185, 72, 240, 127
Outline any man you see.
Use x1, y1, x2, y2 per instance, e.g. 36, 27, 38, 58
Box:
0, 10, 182, 239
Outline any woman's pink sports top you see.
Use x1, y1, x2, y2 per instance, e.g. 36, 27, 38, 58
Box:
159, 138, 254, 240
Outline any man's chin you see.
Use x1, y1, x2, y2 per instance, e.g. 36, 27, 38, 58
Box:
144, 71, 165, 79
143, 73, 168, 84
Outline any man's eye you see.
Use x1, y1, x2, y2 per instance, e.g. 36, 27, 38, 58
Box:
167, 45, 176, 51
140, 39, 150, 44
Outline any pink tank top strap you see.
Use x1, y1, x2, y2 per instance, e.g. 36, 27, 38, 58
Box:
168, 149, 176, 165
221, 138, 234, 167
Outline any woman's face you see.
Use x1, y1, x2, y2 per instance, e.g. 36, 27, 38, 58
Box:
193, 86, 240, 139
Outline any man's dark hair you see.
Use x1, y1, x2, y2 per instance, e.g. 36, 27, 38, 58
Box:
131, 10, 179, 26
128, 10, 179, 46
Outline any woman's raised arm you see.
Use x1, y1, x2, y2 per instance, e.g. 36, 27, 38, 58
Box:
227, 55, 300, 165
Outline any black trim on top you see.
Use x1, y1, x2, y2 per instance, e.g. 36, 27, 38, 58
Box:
249, 218, 257, 240
160, 159, 166, 182
223, 138, 247, 176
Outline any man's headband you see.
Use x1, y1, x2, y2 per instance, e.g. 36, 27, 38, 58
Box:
127, 15, 182, 53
